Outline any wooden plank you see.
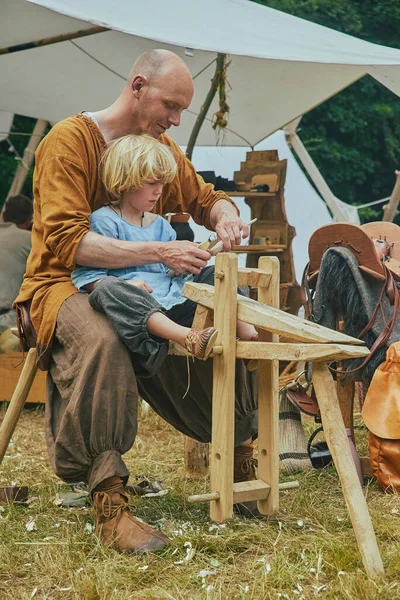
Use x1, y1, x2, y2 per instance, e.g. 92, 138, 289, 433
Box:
232, 246, 284, 253
233, 480, 270, 503
237, 268, 272, 287
0, 349, 38, 464
182, 282, 364, 345
192, 305, 214, 330
236, 342, 369, 362
187, 481, 299, 504
210, 254, 238, 523
257, 256, 280, 515
228, 191, 276, 197
0, 352, 45, 404
312, 363, 384, 579
170, 341, 368, 363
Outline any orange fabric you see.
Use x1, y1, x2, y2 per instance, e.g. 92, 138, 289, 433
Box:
362, 341, 400, 439
15, 113, 238, 356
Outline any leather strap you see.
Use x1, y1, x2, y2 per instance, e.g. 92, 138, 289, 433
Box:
301, 262, 313, 320
15, 300, 37, 352
287, 387, 320, 417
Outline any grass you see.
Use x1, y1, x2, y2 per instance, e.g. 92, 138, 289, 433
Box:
0, 404, 399, 600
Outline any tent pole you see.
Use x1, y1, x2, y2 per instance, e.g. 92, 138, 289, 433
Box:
186, 53, 226, 161
284, 123, 349, 222
0, 27, 109, 56
382, 170, 400, 222
6, 119, 48, 201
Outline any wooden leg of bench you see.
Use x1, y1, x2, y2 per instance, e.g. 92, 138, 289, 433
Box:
183, 306, 213, 477
257, 256, 280, 515
0, 348, 38, 465
312, 362, 384, 579
210, 254, 238, 523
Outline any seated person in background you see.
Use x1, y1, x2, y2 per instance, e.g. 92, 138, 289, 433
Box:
0, 194, 33, 335
72, 134, 258, 375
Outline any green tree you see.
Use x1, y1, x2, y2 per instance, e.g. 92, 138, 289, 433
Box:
253, 0, 400, 221
2, 1, 400, 222
0, 115, 38, 210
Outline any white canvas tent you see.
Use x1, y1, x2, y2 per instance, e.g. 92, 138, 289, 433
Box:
2, 0, 400, 265
2, 0, 400, 148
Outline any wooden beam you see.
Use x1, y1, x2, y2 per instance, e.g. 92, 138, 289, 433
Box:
236, 342, 369, 362
257, 256, 280, 515
185, 53, 225, 161
0, 26, 109, 56
312, 363, 384, 579
237, 268, 272, 287
210, 254, 238, 522
182, 282, 365, 345
187, 481, 299, 503
233, 479, 270, 503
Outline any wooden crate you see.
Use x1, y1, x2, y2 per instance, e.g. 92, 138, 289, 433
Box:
0, 352, 46, 404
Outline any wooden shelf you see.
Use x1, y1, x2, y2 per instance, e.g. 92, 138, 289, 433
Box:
232, 245, 285, 253
228, 191, 277, 197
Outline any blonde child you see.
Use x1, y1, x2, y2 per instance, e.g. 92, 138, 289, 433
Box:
72, 134, 257, 377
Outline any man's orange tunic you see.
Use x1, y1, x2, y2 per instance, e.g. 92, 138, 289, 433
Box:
16, 114, 236, 362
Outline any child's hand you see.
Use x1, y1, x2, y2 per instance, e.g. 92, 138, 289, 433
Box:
127, 279, 153, 293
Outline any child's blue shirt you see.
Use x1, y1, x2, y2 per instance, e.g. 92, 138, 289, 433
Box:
72, 207, 193, 310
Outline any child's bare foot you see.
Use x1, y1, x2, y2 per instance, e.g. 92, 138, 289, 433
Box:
185, 327, 218, 360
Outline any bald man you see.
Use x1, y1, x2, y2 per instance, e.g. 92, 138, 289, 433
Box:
16, 49, 258, 553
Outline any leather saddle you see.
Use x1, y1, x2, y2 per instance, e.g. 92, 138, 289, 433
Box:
306, 221, 400, 374
308, 222, 400, 284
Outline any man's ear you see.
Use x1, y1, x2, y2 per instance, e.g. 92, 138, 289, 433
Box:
131, 75, 147, 97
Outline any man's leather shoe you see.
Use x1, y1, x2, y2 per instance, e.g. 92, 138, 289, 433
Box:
233, 444, 262, 518
93, 477, 170, 553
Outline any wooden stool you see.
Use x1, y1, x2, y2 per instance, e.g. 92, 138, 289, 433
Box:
169, 253, 383, 578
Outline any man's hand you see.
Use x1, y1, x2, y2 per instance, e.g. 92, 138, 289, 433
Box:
215, 212, 250, 251
127, 279, 153, 293
160, 241, 211, 275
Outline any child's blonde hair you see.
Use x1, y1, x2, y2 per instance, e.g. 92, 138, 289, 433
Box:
100, 134, 177, 203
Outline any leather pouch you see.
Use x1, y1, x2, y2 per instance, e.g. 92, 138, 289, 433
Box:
362, 342, 400, 439
363, 341, 400, 492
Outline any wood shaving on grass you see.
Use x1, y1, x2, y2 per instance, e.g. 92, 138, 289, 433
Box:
0, 404, 399, 599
